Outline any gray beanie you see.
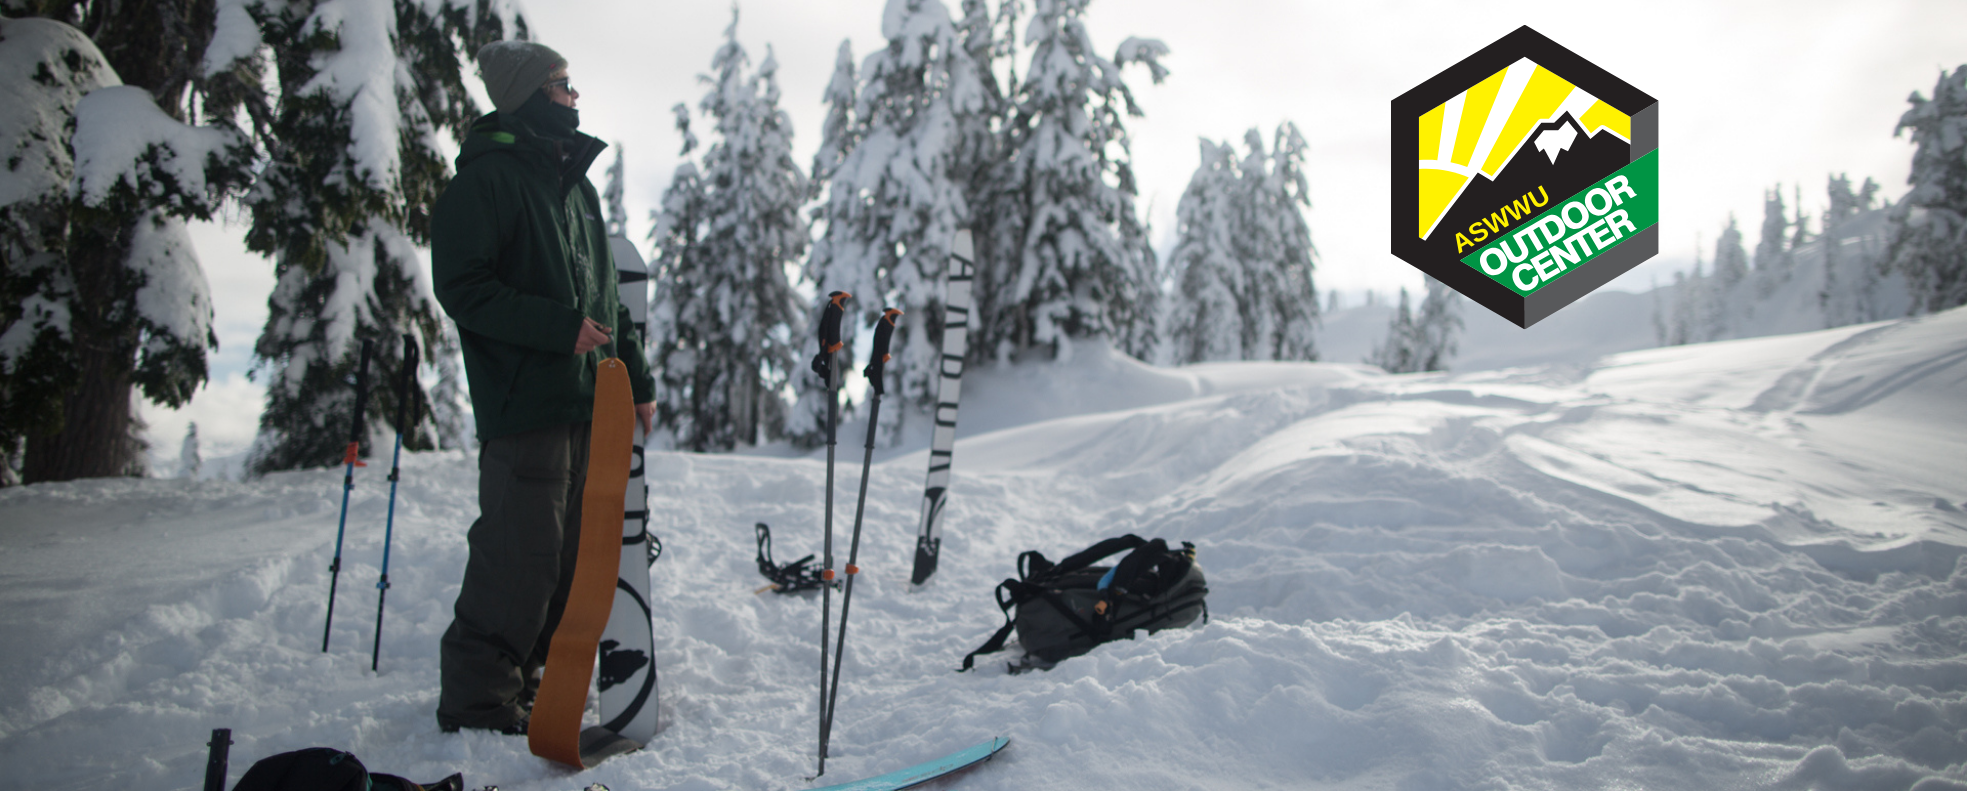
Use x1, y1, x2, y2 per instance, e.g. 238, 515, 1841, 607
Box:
476, 40, 566, 114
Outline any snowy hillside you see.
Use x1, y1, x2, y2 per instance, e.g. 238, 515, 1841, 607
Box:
6, 307, 1966, 790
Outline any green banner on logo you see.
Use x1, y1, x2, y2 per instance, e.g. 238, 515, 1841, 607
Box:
1459, 149, 1659, 297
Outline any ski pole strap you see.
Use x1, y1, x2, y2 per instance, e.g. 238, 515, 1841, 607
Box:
863, 308, 901, 396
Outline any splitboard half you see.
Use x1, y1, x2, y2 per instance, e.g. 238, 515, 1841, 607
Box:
910, 229, 975, 586
529, 358, 635, 768
599, 235, 659, 746
812, 737, 1009, 791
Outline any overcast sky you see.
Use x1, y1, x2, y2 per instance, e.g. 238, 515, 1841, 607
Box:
164, 0, 1964, 460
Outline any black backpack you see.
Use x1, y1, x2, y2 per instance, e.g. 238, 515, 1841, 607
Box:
232, 747, 461, 791
962, 535, 1208, 671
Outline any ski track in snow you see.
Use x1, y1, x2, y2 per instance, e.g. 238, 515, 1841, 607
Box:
4, 310, 1967, 790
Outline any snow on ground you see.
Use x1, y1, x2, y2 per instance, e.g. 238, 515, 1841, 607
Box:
6, 308, 1967, 791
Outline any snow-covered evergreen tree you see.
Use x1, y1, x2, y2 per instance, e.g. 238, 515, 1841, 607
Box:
213, 0, 521, 474
0, 13, 252, 484
1367, 277, 1458, 374
604, 144, 628, 238
1884, 65, 1967, 314
1165, 138, 1239, 363
1824, 173, 1880, 232
1412, 276, 1462, 372
1166, 124, 1319, 364
1751, 189, 1788, 276
648, 17, 808, 452
178, 421, 201, 479
1367, 287, 1416, 373
1708, 216, 1748, 337
808, 40, 859, 199
982, 0, 1165, 363
1246, 124, 1318, 361
799, 0, 982, 446
1820, 173, 1885, 327
795, 0, 1164, 445
647, 107, 706, 451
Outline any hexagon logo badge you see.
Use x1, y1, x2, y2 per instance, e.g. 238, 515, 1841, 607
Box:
1392, 26, 1658, 328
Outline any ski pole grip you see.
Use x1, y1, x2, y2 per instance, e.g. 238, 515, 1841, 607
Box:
393, 334, 418, 431
812, 292, 850, 378
818, 291, 849, 353
203, 728, 232, 791
864, 308, 901, 395
348, 339, 373, 445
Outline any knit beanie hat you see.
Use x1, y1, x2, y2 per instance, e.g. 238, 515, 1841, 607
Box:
476, 41, 566, 115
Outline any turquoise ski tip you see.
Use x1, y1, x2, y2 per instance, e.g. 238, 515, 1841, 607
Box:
811, 736, 1009, 791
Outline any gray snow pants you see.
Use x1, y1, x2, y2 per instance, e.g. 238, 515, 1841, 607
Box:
436, 421, 590, 731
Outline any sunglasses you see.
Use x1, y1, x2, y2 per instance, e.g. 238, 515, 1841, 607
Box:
546, 78, 574, 94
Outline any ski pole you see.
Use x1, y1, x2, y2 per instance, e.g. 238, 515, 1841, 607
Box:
812, 291, 848, 778
203, 728, 232, 791
819, 307, 901, 770
372, 333, 419, 673
324, 339, 374, 652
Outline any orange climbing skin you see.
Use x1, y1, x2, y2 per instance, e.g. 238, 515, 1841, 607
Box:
528, 358, 634, 769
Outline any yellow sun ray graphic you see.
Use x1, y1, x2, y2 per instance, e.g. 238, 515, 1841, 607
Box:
1417, 58, 1631, 241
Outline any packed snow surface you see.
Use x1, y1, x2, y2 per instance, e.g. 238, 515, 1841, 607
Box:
5, 309, 1966, 791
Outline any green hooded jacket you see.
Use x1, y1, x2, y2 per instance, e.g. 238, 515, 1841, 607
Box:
431, 104, 655, 440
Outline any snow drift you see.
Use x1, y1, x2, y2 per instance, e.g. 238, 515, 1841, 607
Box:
3, 307, 1964, 790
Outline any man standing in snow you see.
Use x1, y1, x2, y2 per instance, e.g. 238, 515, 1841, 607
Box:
429, 41, 656, 735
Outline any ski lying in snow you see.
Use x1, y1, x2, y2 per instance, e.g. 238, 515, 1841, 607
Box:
812, 736, 1009, 791
529, 358, 638, 769
910, 229, 975, 586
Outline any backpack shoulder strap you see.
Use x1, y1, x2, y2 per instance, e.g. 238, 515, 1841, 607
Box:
1050, 534, 1146, 575
961, 579, 1033, 671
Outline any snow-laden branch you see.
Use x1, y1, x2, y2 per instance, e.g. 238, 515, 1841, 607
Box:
71, 86, 253, 217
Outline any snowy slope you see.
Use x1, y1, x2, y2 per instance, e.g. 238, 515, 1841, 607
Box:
5, 308, 1966, 790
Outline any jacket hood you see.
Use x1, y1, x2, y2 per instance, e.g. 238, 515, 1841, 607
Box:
455, 110, 608, 191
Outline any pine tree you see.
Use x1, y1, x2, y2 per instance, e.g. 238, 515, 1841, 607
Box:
1247, 124, 1319, 361
218, 0, 521, 474
984, 0, 1165, 363
1884, 65, 1967, 314
604, 145, 628, 238
1751, 188, 1787, 275
1411, 276, 1461, 372
0, 10, 254, 484
1367, 287, 1417, 373
1710, 215, 1748, 337
648, 15, 808, 452
1367, 277, 1459, 374
1821, 173, 1885, 327
1166, 124, 1320, 364
178, 421, 201, 479
801, 0, 981, 445
1166, 139, 1240, 362
1824, 173, 1880, 234
647, 107, 708, 451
